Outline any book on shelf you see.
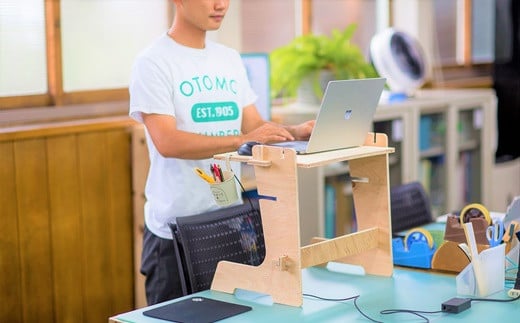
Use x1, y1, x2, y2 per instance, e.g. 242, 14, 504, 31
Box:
324, 176, 355, 237
324, 184, 336, 238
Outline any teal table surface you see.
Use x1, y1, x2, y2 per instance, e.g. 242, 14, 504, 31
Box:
111, 265, 519, 322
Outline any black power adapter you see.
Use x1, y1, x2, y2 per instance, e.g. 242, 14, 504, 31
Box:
441, 298, 471, 314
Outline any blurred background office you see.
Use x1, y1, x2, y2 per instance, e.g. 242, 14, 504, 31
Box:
0, 0, 501, 109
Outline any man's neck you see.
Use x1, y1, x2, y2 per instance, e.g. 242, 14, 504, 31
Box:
168, 23, 206, 49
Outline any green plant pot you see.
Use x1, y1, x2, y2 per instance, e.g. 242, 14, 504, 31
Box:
296, 70, 334, 105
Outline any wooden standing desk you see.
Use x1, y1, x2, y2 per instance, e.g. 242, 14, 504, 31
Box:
211, 133, 394, 306
110, 265, 519, 322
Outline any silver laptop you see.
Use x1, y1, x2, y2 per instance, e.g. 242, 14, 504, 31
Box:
272, 77, 386, 154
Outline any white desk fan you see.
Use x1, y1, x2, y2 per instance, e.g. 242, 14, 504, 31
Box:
370, 28, 427, 102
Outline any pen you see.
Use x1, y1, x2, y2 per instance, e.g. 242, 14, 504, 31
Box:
194, 167, 215, 184
217, 164, 224, 181
209, 166, 217, 182
212, 164, 223, 182
210, 164, 217, 182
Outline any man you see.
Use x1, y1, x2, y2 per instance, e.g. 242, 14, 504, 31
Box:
129, 0, 314, 305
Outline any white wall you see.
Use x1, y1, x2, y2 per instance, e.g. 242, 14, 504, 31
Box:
207, 0, 242, 50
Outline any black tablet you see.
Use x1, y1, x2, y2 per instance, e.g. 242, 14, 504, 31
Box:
143, 297, 252, 323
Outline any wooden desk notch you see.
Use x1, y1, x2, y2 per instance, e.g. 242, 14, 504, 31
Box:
212, 133, 395, 307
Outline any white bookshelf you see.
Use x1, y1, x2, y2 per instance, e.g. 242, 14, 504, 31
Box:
271, 89, 497, 241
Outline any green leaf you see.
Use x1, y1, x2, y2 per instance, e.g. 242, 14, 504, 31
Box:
269, 24, 377, 100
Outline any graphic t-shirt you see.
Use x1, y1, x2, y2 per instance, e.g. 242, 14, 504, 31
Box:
129, 34, 257, 239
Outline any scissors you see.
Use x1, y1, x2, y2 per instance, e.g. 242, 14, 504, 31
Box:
194, 167, 215, 184
486, 220, 504, 247
502, 221, 520, 243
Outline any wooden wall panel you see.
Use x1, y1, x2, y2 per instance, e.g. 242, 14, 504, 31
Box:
0, 142, 23, 323
131, 125, 148, 308
14, 139, 54, 323
105, 129, 134, 314
47, 135, 85, 323
0, 117, 136, 323
77, 131, 115, 322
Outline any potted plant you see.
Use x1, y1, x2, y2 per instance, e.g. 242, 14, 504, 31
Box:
270, 24, 378, 103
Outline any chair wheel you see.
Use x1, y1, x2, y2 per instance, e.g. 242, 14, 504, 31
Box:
404, 227, 434, 249
459, 203, 491, 225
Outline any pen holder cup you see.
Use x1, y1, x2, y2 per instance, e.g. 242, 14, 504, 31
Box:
456, 243, 505, 297
209, 170, 239, 206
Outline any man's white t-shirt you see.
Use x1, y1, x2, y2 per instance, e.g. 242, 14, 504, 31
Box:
129, 34, 257, 239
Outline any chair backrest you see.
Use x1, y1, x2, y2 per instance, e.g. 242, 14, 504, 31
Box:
390, 181, 433, 234
169, 198, 265, 296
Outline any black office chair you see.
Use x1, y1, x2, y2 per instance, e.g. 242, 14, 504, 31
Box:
169, 198, 265, 296
390, 181, 433, 234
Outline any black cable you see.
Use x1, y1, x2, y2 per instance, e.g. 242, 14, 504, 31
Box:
302, 293, 358, 302
470, 294, 520, 303
515, 232, 520, 290
353, 296, 384, 323
233, 173, 255, 210
303, 293, 443, 322
303, 293, 383, 323
379, 294, 520, 323
379, 308, 442, 322
304, 291, 520, 323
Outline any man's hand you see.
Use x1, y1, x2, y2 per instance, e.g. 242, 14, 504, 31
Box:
241, 119, 316, 144
288, 120, 315, 141
241, 123, 295, 144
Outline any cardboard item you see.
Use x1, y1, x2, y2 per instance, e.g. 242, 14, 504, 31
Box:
456, 243, 505, 297
210, 170, 239, 206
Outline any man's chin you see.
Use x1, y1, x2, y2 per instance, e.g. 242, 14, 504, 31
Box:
207, 24, 222, 31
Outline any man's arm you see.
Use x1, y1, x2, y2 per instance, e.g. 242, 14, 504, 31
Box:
142, 104, 310, 160
142, 113, 243, 159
